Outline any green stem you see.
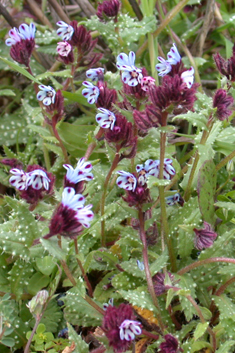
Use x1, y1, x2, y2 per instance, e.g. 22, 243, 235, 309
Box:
148, 33, 158, 84
159, 131, 177, 272
216, 149, 235, 171
51, 117, 69, 164
100, 151, 120, 247
136, 0, 191, 57
178, 257, 235, 276
24, 316, 42, 353
138, 208, 165, 333
74, 239, 93, 297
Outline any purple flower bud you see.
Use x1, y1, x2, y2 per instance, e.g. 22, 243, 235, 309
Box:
213, 89, 234, 121
213, 44, 235, 81
97, 0, 121, 22
193, 222, 217, 250
96, 81, 117, 110
57, 41, 72, 56
152, 272, 175, 296
160, 334, 179, 353
140, 76, 156, 91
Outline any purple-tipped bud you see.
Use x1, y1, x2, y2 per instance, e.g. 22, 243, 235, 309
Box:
213, 89, 234, 121
193, 222, 217, 250
57, 41, 74, 65
1, 158, 23, 169
97, 0, 121, 22
213, 44, 235, 81
160, 334, 179, 353
26, 290, 49, 319
102, 304, 141, 353
152, 272, 175, 296
96, 81, 117, 110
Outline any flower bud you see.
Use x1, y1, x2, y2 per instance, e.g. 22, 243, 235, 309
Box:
26, 290, 49, 318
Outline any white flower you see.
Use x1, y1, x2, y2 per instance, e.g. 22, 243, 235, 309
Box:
136, 159, 159, 177
9, 169, 28, 190
155, 57, 172, 77
96, 108, 116, 130
57, 41, 72, 56
116, 171, 137, 191
166, 193, 180, 206
61, 187, 94, 228
26, 169, 51, 190
116, 51, 143, 87
181, 66, 194, 88
86, 68, 104, 81
5, 23, 36, 46
56, 21, 74, 41
75, 204, 94, 228
61, 187, 85, 210
119, 320, 142, 341
160, 158, 176, 180
167, 43, 181, 65
63, 158, 93, 184
37, 85, 56, 106
82, 81, 100, 104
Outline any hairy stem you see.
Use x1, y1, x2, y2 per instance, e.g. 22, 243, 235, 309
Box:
51, 116, 69, 164
24, 315, 42, 353
100, 151, 120, 247
215, 276, 235, 296
178, 257, 235, 275
216, 149, 235, 171
138, 208, 165, 332
74, 239, 93, 297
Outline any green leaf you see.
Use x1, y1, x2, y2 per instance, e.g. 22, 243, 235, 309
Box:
193, 322, 209, 340
197, 160, 217, 223
1, 337, 15, 347
64, 283, 103, 326
191, 341, 212, 353
216, 341, 235, 353
36, 256, 56, 276
40, 238, 67, 260
35, 69, 72, 81
40, 299, 63, 333
119, 288, 157, 313
149, 250, 169, 276
0, 57, 41, 84
36, 323, 46, 334
10, 259, 33, 300
0, 89, 16, 96
112, 272, 144, 290
67, 324, 89, 353
27, 272, 50, 296
173, 111, 208, 130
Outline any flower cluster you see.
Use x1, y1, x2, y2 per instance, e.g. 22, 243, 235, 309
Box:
102, 303, 142, 353
9, 165, 54, 205
213, 44, 235, 81
116, 159, 175, 207
5, 23, 36, 66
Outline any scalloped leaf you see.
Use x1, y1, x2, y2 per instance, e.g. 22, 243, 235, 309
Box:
9, 259, 33, 300
67, 324, 89, 353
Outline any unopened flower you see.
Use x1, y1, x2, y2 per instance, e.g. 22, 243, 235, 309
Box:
56, 41, 72, 56
140, 76, 156, 91
193, 222, 217, 250
37, 85, 56, 106
213, 44, 235, 81
156, 57, 172, 77
5, 23, 36, 66
86, 68, 104, 81
1, 158, 23, 169
167, 43, 181, 65
103, 298, 114, 311
160, 334, 179, 353
213, 89, 234, 121
47, 187, 94, 238
97, 0, 121, 21
63, 158, 93, 190
181, 67, 194, 88
116, 52, 143, 87
102, 303, 141, 353
153, 272, 175, 296
82, 81, 100, 104
96, 108, 116, 130
27, 290, 49, 319
96, 81, 117, 109
56, 21, 74, 41
116, 171, 137, 191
